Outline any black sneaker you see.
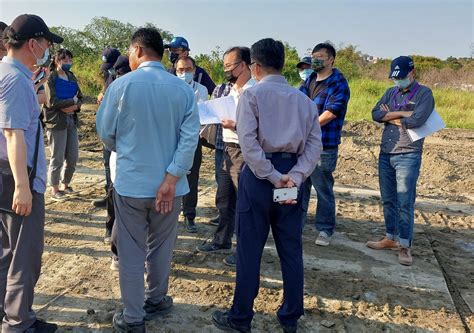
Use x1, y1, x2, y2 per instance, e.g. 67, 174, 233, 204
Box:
92, 197, 107, 208
212, 310, 251, 332
143, 295, 173, 321
223, 253, 237, 267
196, 241, 232, 254
185, 217, 197, 233
209, 216, 220, 226
112, 311, 145, 333
25, 319, 58, 333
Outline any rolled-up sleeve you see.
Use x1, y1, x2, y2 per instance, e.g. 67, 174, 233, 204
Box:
96, 82, 120, 151
372, 89, 391, 122
166, 87, 200, 177
325, 80, 350, 117
288, 103, 322, 187
400, 89, 435, 129
237, 89, 283, 185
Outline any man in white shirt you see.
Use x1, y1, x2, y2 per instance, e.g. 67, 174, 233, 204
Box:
175, 56, 208, 232
197, 46, 256, 267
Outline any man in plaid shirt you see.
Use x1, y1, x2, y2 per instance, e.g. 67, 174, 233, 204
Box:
300, 42, 350, 246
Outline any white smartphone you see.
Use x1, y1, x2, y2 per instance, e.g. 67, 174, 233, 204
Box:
273, 187, 298, 202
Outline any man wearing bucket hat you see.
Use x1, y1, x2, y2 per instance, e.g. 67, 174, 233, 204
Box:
367, 56, 435, 266
0, 14, 63, 332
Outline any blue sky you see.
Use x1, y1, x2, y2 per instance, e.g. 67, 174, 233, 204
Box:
1, 0, 472, 59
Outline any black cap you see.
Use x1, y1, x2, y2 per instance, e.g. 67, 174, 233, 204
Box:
389, 56, 415, 79
10, 14, 63, 43
296, 56, 312, 69
113, 55, 131, 75
102, 47, 121, 64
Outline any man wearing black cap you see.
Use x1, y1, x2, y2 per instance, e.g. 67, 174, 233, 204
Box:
296, 56, 313, 82
0, 14, 62, 332
367, 56, 434, 266
165, 36, 216, 95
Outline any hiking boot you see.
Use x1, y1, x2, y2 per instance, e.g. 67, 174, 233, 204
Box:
51, 191, 66, 202
398, 247, 413, 266
315, 231, 331, 246
366, 237, 399, 250
112, 311, 145, 333
143, 296, 173, 321
223, 253, 237, 267
197, 241, 232, 254
212, 310, 251, 332
209, 216, 220, 226
92, 197, 107, 208
110, 256, 119, 271
185, 217, 197, 233
25, 319, 58, 333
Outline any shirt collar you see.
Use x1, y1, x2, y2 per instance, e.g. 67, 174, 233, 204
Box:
259, 74, 287, 84
1, 56, 33, 78
137, 61, 165, 70
230, 78, 257, 96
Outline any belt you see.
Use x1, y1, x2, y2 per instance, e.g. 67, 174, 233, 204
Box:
225, 142, 240, 149
265, 152, 297, 159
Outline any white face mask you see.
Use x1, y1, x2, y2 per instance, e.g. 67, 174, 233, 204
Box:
178, 71, 194, 84
32, 40, 49, 66
102, 55, 107, 62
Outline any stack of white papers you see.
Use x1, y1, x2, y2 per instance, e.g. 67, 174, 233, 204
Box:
197, 96, 236, 124
407, 109, 446, 142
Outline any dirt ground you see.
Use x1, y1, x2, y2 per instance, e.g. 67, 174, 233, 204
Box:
32, 103, 473, 332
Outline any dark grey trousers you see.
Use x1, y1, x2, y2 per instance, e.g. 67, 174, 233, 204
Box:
114, 192, 182, 323
213, 145, 244, 247
0, 192, 45, 332
46, 124, 79, 186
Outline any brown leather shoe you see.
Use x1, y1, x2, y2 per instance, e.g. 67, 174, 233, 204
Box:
366, 237, 399, 250
399, 247, 413, 266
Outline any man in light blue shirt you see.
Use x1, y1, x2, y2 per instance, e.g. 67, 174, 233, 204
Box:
96, 28, 199, 331
0, 14, 62, 332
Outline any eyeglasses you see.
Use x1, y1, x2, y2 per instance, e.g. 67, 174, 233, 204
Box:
223, 61, 242, 71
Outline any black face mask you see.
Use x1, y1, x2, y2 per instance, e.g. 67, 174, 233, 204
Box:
224, 62, 242, 83
224, 69, 237, 83
169, 52, 179, 64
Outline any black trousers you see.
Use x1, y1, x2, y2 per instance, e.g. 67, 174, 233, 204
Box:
213, 145, 244, 247
182, 140, 203, 220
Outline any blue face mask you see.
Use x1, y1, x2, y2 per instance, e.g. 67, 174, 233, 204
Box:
394, 77, 411, 89
299, 68, 313, 81
61, 64, 72, 72
178, 71, 194, 84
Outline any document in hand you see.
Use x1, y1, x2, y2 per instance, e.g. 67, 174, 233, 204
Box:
197, 96, 236, 124
407, 109, 446, 142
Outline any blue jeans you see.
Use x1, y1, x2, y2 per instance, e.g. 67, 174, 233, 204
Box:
302, 148, 338, 235
379, 152, 422, 248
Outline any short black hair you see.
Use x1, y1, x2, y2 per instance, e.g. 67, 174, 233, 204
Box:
131, 27, 164, 58
312, 43, 336, 59
0, 22, 7, 34
0, 22, 7, 51
175, 56, 196, 69
2, 25, 29, 50
223, 46, 251, 65
250, 38, 285, 71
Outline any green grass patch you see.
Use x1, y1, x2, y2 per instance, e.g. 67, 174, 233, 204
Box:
346, 78, 474, 129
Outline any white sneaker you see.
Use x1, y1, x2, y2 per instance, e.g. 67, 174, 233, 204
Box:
110, 256, 119, 271
315, 232, 331, 246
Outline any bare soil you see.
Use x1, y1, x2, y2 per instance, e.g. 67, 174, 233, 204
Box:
33, 104, 473, 332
